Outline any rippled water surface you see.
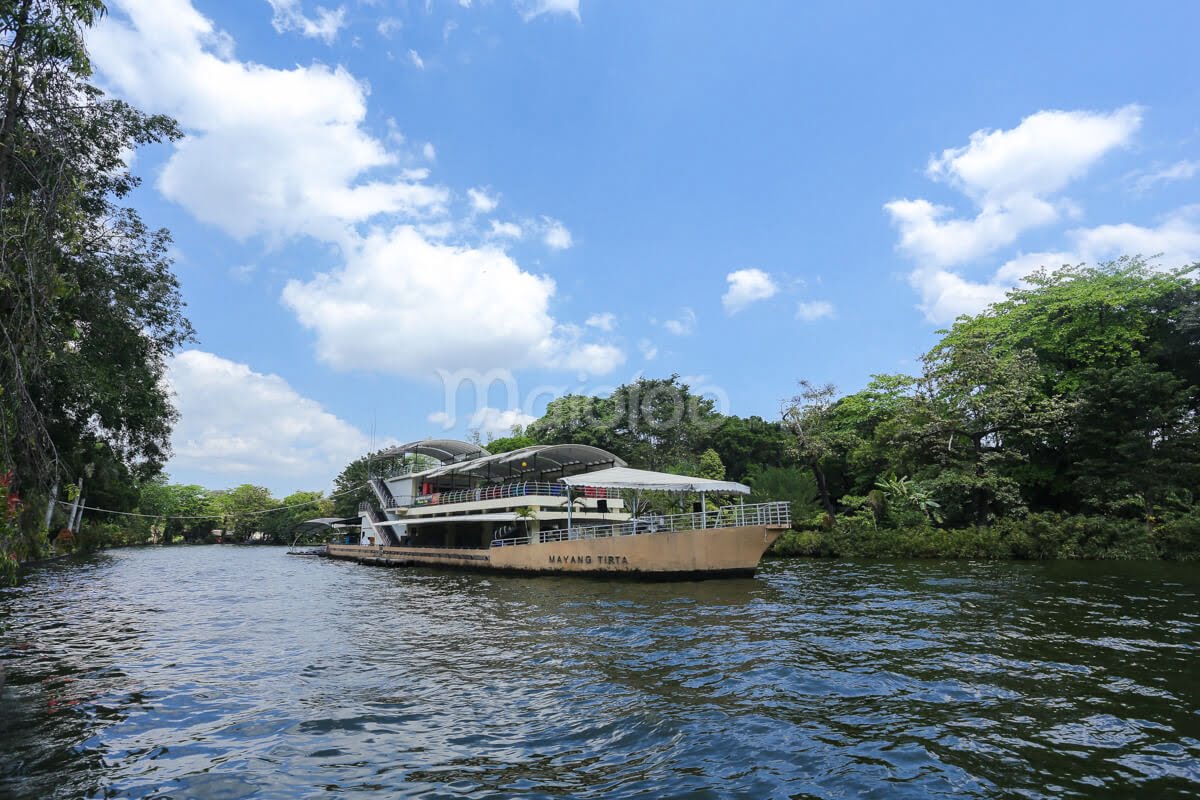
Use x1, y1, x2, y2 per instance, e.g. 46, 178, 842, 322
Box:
1, 547, 1197, 798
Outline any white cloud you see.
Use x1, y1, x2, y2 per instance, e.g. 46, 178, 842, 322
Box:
1133, 159, 1199, 193
1074, 206, 1200, 267
585, 312, 615, 331
94, 0, 620, 380
926, 106, 1142, 201
638, 339, 658, 361
885, 195, 1060, 268
722, 268, 778, 314
265, 0, 347, 44
91, 0, 447, 243
540, 217, 573, 250
376, 16, 402, 38
469, 407, 537, 435
991, 251, 1075, 285
908, 207, 1200, 324
468, 187, 499, 214
427, 410, 453, 428
166, 350, 369, 493
488, 220, 524, 239
795, 300, 835, 322
228, 263, 257, 283
886, 106, 1141, 267
557, 343, 625, 376
487, 221, 525, 241
663, 307, 696, 336
516, 0, 580, 22
282, 225, 622, 377
884, 105, 1195, 324
408, 49, 425, 70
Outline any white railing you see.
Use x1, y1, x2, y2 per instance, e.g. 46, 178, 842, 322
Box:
413, 480, 613, 508
490, 501, 791, 547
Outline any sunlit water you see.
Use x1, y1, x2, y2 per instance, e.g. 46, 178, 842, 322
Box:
1, 547, 1197, 799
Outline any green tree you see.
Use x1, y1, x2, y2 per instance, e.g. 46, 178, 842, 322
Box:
485, 425, 537, 454
264, 490, 329, 543
209, 484, 276, 542
782, 381, 841, 518
525, 393, 619, 451
745, 465, 819, 520
138, 478, 212, 543
706, 414, 792, 481
330, 451, 409, 518
938, 258, 1200, 516
697, 448, 725, 480
0, 0, 191, 552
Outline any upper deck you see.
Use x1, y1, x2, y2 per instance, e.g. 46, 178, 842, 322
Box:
375, 440, 629, 520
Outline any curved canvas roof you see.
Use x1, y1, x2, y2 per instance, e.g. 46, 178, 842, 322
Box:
376, 438, 490, 463
561, 466, 750, 494
425, 443, 626, 480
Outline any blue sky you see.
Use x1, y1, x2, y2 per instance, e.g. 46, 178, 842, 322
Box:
87, 0, 1200, 494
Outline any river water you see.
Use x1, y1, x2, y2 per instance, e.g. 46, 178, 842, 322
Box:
0, 547, 1196, 799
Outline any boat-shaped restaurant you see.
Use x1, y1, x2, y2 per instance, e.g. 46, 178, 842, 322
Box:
324, 439, 791, 579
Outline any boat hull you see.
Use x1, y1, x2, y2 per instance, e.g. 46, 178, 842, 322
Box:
324, 524, 785, 579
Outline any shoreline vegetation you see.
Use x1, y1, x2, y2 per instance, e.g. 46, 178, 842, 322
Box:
2, 9, 1197, 584
5, 259, 1199, 577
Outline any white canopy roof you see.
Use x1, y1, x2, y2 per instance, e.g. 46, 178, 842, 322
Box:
561, 467, 750, 495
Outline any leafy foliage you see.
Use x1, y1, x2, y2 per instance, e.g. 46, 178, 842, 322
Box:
0, 0, 192, 550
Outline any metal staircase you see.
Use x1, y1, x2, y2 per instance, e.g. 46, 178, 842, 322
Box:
362, 480, 403, 546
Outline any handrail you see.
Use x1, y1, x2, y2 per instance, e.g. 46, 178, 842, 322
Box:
490, 501, 791, 547
414, 480, 612, 508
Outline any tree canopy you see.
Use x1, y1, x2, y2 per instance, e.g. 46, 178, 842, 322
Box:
1, 0, 191, 559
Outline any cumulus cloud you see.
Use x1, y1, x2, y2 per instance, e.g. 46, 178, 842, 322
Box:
540, 217, 573, 250
722, 268, 778, 314
408, 49, 425, 70
886, 106, 1141, 268
908, 206, 1200, 324
427, 410, 453, 427
90, 0, 446, 243
488, 220, 523, 239
282, 226, 622, 377
585, 312, 615, 331
516, 0, 580, 22
93, 0, 622, 379
1074, 206, 1200, 267
468, 187, 499, 214
795, 300, 835, 322
885, 105, 1175, 323
662, 307, 696, 336
265, 0, 347, 44
469, 407, 537, 435
638, 339, 658, 361
166, 350, 369, 493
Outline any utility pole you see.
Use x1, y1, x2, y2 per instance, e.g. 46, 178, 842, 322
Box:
43, 480, 59, 531
65, 476, 84, 533
72, 497, 85, 533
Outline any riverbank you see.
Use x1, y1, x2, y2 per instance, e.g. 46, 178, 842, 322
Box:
771, 511, 1200, 560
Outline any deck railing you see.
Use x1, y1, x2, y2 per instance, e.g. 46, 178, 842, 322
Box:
491, 501, 791, 547
414, 480, 612, 508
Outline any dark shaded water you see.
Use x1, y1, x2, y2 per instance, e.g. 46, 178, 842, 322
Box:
0, 548, 1197, 799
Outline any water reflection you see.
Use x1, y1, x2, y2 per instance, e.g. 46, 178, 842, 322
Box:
1, 548, 1197, 798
